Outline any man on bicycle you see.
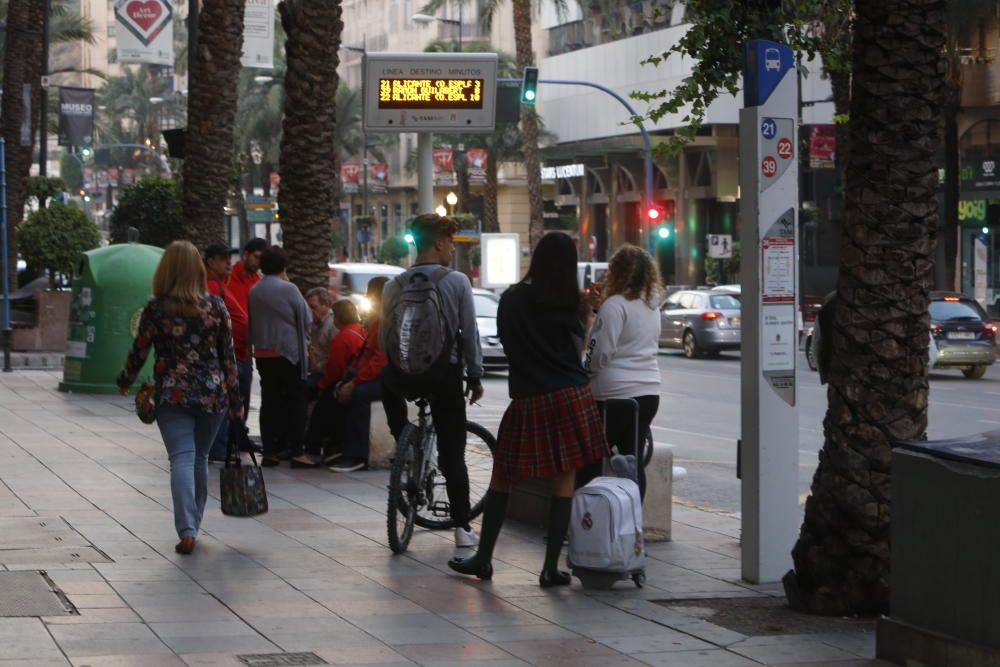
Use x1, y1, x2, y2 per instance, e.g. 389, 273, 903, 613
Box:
380, 213, 485, 547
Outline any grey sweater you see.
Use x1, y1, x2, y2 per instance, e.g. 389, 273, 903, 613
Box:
247, 275, 311, 379
379, 263, 483, 378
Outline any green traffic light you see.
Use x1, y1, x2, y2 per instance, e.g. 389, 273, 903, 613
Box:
520, 67, 539, 105
657, 226, 671, 239
404, 233, 415, 244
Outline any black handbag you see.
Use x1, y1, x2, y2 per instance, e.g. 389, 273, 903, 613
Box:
220, 425, 269, 517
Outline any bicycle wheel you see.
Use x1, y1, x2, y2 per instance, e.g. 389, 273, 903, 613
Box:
642, 427, 654, 468
413, 420, 496, 529
387, 424, 419, 554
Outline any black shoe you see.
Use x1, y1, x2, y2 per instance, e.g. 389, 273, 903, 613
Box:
328, 457, 367, 473
261, 456, 280, 467
276, 449, 294, 460
539, 570, 571, 588
448, 556, 493, 581
323, 451, 343, 465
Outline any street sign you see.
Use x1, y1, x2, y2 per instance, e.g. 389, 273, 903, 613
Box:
707, 234, 732, 259
739, 38, 799, 585
363, 52, 499, 133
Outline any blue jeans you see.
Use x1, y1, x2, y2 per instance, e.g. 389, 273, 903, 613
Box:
209, 359, 253, 461
156, 405, 227, 538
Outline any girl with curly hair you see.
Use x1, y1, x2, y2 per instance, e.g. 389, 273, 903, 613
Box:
578, 244, 663, 498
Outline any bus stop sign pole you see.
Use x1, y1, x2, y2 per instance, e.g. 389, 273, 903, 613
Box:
739, 39, 800, 584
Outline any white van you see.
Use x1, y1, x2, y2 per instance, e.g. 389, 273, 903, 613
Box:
577, 262, 609, 291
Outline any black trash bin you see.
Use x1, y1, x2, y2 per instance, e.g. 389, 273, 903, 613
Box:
877, 431, 1000, 666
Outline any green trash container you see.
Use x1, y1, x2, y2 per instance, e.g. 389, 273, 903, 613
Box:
59, 243, 165, 394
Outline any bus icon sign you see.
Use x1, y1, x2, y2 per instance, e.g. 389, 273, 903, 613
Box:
764, 48, 781, 71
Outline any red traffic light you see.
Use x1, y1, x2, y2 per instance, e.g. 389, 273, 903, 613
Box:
647, 207, 661, 221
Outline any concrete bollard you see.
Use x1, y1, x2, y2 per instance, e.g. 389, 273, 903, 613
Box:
644, 443, 675, 542
368, 408, 395, 468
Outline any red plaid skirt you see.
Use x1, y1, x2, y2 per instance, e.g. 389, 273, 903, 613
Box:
496, 384, 610, 480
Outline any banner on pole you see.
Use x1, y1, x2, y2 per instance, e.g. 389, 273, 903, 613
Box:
341, 162, 361, 194
20, 84, 32, 146
433, 148, 455, 185
58, 87, 96, 147
370, 163, 389, 193
241, 0, 274, 69
114, 0, 174, 66
467, 148, 487, 184
808, 124, 836, 169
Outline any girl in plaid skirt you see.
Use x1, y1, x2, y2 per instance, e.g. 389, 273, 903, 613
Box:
448, 232, 610, 587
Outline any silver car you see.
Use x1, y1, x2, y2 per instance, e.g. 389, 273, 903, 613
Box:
659, 290, 741, 358
473, 288, 507, 371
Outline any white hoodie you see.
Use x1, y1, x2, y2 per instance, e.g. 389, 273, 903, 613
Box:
584, 294, 662, 400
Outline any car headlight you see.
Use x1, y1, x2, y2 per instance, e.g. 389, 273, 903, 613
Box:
359, 296, 372, 312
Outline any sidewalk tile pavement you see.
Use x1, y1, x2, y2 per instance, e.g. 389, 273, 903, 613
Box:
0, 372, 893, 667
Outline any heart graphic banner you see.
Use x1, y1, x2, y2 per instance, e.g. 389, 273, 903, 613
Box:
115, 0, 173, 65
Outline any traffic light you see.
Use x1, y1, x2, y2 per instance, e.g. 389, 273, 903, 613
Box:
79, 147, 93, 158
520, 67, 539, 105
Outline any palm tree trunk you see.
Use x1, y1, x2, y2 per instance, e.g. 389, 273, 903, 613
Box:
1, 0, 42, 286
277, 0, 342, 292
483, 152, 500, 233
783, 0, 947, 616
512, 0, 544, 248
180, 0, 246, 246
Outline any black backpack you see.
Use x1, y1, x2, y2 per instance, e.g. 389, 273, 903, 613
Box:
384, 266, 455, 384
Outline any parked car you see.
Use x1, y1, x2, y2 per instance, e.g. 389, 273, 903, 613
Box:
327, 262, 404, 314
929, 291, 997, 379
659, 289, 741, 357
472, 288, 507, 371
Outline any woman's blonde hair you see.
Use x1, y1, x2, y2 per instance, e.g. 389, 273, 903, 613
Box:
603, 244, 662, 307
152, 240, 207, 317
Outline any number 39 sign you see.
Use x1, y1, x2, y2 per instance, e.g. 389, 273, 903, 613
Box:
761, 156, 777, 177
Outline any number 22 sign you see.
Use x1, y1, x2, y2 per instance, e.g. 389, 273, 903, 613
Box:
776, 138, 793, 159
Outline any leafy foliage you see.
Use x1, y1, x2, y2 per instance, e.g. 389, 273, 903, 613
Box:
17, 202, 100, 276
60, 154, 84, 191
630, 0, 852, 154
26, 176, 68, 205
380, 237, 410, 266
108, 178, 182, 247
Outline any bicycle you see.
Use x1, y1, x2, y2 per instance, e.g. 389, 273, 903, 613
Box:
387, 395, 496, 554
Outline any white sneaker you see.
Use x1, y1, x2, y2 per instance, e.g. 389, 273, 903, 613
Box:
455, 526, 479, 548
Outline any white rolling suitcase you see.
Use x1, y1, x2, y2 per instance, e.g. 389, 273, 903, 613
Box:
567, 398, 647, 589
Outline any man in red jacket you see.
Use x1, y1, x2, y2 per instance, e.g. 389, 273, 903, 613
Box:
204, 243, 255, 460
228, 238, 267, 315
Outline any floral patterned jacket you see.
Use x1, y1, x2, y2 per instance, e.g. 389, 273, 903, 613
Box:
118, 295, 242, 415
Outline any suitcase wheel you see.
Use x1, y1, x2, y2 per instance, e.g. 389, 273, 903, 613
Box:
632, 571, 646, 588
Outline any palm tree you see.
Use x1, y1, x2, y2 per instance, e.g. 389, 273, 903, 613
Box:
276, 0, 343, 292
0, 0, 38, 284
180, 0, 246, 246
782, 0, 947, 616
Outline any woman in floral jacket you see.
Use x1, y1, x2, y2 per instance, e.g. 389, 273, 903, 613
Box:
118, 240, 242, 554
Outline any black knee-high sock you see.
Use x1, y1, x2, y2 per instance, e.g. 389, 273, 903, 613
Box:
474, 490, 509, 564
543, 496, 572, 574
